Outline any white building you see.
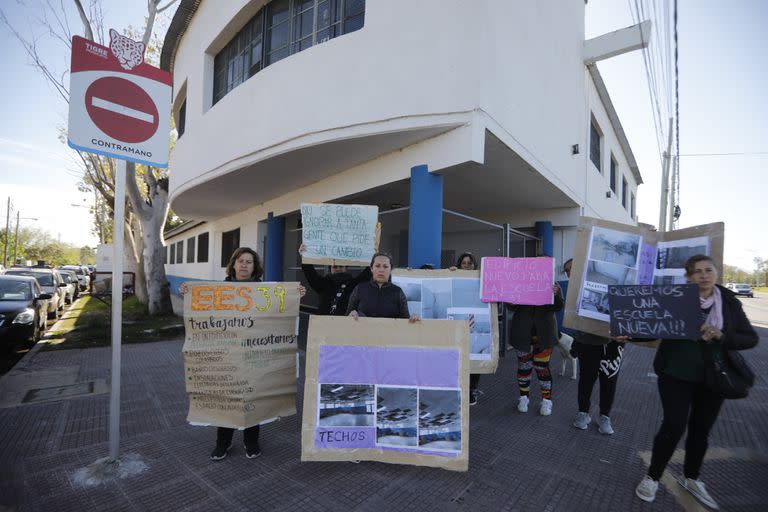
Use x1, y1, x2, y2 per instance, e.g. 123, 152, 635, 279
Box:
161, 0, 648, 302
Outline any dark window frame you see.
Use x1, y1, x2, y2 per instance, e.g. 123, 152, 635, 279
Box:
177, 98, 186, 138
169, 243, 176, 264
631, 192, 636, 219
213, 0, 366, 105
622, 177, 628, 209
221, 228, 241, 268
186, 236, 196, 263
609, 155, 617, 193
197, 232, 210, 263
590, 117, 602, 172
176, 240, 184, 264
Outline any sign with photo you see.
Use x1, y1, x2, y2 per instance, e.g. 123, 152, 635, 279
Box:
300, 203, 380, 266
480, 257, 555, 305
563, 217, 724, 339
608, 284, 701, 339
392, 269, 499, 374
301, 316, 469, 472
182, 282, 300, 428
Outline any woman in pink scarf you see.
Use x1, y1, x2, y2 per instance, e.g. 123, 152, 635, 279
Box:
635, 255, 758, 508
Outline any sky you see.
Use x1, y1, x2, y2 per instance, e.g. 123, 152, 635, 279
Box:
1, 1, 765, 270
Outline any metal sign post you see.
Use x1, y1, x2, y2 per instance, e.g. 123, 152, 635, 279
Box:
109, 159, 126, 460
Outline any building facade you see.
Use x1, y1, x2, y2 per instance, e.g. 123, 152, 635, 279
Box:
161, 0, 645, 308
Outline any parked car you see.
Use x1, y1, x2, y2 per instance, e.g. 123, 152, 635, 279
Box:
58, 270, 78, 304
0, 275, 51, 350
726, 283, 754, 298
61, 265, 90, 292
4, 268, 66, 319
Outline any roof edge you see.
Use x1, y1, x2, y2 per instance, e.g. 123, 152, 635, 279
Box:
160, 0, 202, 73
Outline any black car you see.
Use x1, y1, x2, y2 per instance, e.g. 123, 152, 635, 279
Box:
0, 275, 51, 351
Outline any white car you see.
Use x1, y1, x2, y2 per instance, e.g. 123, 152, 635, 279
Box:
58, 270, 78, 304
726, 283, 754, 298
61, 265, 91, 292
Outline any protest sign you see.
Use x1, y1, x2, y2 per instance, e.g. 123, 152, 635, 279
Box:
608, 284, 700, 339
301, 203, 380, 266
183, 282, 300, 428
563, 217, 724, 339
392, 269, 499, 374
480, 257, 554, 305
301, 316, 469, 472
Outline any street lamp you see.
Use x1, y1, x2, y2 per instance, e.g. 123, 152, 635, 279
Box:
13, 213, 39, 265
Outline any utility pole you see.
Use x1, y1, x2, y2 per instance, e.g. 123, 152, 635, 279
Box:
13, 212, 19, 265
667, 155, 678, 231
3, 197, 10, 268
658, 118, 674, 232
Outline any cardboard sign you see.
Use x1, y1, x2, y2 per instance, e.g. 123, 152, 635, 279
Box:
392, 269, 499, 374
608, 284, 701, 339
301, 316, 469, 472
563, 217, 724, 338
301, 203, 380, 266
182, 282, 300, 428
480, 257, 555, 305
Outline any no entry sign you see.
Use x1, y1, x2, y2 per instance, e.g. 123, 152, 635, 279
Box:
68, 34, 171, 167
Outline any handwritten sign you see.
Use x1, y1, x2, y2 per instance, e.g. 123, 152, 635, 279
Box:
480, 257, 554, 305
301, 203, 379, 266
183, 282, 300, 428
608, 284, 700, 339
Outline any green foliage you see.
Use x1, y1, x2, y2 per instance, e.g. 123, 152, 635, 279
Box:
0, 225, 94, 266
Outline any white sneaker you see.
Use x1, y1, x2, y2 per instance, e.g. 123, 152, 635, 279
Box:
572, 411, 591, 430
598, 415, 614, 435
539, 399, 552, 416
678, 477, 719, 509
635, 475, 659, 502
517, 396, 529, 413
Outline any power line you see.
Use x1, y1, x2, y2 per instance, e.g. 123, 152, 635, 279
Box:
677, 152, 768, 157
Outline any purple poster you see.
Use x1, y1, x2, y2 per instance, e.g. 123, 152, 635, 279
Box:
481, 257, 554, 305
636, 244, 657, 285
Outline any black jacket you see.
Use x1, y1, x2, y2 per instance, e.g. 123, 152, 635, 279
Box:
302, 265, 372, 315
507, 288, 564, 352
346, 280, 410, 319
653, 284, 758, 382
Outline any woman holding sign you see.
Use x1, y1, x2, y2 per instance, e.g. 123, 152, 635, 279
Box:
635, 255, 758, 508
347, 253, 418, 322
299, 244, 371, 315
508, 283, 564, 416
180, 247, 305, 461
449, 252, 483, 405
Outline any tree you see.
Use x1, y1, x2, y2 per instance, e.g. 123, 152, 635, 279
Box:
2, 0, 178, 314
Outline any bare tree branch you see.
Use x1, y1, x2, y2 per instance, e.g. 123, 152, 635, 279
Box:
156, 0, 179, 14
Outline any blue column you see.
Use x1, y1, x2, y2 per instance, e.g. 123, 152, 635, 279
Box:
265, 212, 285, 281
535, 220, 554, 257
408, 164, 443, 268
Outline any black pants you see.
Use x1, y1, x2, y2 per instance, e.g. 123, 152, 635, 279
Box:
470, 374, 480, 392
576, 341, 623, 416
647, 374, 724, 481
216, 425, 260, 449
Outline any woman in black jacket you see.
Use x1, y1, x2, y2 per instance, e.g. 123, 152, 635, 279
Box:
346, 252, 418, 322
299, 244, 371, 315
507, 283, 563, 416
635, 255, 758, 508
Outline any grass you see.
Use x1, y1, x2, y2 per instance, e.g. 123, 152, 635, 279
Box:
40, 295, 184, 351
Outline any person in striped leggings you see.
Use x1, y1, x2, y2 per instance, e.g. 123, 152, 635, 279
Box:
507, 283, 563, 415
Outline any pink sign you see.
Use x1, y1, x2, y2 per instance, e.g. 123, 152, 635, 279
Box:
481, 257, 555, 305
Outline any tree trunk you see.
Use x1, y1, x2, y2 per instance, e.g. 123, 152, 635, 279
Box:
128, 215, 149, 304
142, 186, 173, 315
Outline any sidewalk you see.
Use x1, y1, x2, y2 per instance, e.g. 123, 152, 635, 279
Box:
1, 327, 767, 511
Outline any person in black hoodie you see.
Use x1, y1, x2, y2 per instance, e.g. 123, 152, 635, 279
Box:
299, 244, 371, 315
346, 252, 418, 322
635, 255, 758, 508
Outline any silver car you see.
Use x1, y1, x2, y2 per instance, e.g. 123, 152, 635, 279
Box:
61, 265, 90, 292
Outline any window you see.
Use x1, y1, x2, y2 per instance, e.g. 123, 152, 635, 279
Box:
590, 118, 602, 171
163, 245, 168, 264
213, 0, 366, 104
177, 99, 186, 138
622, 177, 628, 209
197, 232, 210, 263
169, 243, 176, 264
186, 236, 196, 263
631, 192, 636, 219
610, 155, 617, 193
176, 240, 184, 263
221, 228, 241, 267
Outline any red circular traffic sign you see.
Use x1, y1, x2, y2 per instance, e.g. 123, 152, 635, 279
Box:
85, 76, 159, 144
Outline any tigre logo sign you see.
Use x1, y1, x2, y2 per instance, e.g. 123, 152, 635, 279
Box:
109, 29, 145, 71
